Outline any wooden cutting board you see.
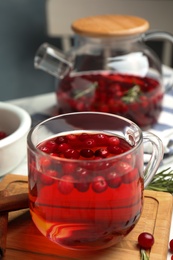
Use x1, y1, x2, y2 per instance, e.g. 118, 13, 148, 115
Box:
0, 174, 172, 260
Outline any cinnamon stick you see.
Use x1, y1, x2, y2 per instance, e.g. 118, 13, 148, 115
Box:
0, 190, 9, 258
0, 193, 29, 213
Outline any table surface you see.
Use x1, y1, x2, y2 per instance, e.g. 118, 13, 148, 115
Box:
4, 65, 173, 259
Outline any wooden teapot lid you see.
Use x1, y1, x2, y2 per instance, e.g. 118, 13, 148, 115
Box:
71, 14, 149, 37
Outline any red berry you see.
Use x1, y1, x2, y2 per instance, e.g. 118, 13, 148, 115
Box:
64, 148, 80, 159
80, 148, 94, 158
58, 143, 71, 153
40, 170, 57, 185
171, 255, 173, 260
94, 148, 109, 158
55, 136, 67, 144
170, 239, 173, 252
92, 176, 108, 193
108, 136, 120, 146
138, 232, 154, 250
107, 172, 122, 188
84, 138, 96, 148
75, 179, 90, 192
122, 168, 138, 184
0, 131, 7, 140
58, 175, 74, 194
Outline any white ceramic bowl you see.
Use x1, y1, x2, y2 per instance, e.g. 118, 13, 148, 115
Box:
0, 102, 31, 176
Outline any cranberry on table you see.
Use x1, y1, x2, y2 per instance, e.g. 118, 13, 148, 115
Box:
170, 239, 173, 252
138, 232, 154, 250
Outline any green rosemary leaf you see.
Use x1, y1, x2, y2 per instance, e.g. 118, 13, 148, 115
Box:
74, 82, 98, 99
140, 249, 149, 260
146, 167, 173, 193
122, 85, 141, 103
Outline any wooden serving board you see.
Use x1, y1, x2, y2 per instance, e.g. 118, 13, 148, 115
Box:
0, 174, 173, 260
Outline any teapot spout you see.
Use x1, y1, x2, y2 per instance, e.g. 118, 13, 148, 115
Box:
34, 43, 72, 79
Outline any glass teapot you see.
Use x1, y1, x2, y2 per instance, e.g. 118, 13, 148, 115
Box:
34, 14, 173, 129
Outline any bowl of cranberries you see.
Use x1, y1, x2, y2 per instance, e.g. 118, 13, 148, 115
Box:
0, 102, 31, 176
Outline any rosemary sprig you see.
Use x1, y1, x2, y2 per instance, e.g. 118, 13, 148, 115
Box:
146, 167, 173, 193
122, 85, 141, 103
74, 82, 98, 99
140, 249, 149, 260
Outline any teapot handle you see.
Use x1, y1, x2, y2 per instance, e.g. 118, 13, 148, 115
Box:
34, 43, 73, 79
143, 30, 173, 43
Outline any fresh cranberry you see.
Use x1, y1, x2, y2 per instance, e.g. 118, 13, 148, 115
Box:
78, 133, 90, 141
107, 145, 123, 155
107, 172, 122, 188
39, 156, 51, 168
116, 161, 132, 174
138, 232, 154, 250
122, 168, 138, 184
0, 131, 7, 140
75, 179, 90, 192
93, 134, 109, 145
92, 176, 108, 193
55, 136, 67, 144
80, 148, 94, 158
62, 162, 76, 175
94, 148, 109, 158
170, 239, 173, 252
64, 148, 80, 159
84, 138, 96, 148
58, 175, 74, 194
108, 136, 120, 146
39, 146, 52, 154
40, 170, 57, 185
76, 167, 90, 179
58, 143, 71, 153
44, 140, 57, 152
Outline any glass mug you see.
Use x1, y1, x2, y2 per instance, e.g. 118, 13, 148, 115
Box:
27, 112, 163, 251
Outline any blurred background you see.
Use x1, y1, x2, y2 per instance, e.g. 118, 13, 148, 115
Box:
1, 0, 173, 101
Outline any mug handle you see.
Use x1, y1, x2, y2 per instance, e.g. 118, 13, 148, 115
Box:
143, 132, 164, 188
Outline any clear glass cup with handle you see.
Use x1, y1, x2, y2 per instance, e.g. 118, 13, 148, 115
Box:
27, 112, 163, 251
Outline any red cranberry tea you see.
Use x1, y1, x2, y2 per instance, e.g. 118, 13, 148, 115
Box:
57, 73, 163, 129
28, 132, 144, 250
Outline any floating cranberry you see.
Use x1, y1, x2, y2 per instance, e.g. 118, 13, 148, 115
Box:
75, 179, 90, 192
55, 136, 67, 144
138, 232, 154, 250
84, 138, 96, 148
80, 148, 94, 158
40, 170, 57, 185
39, 156, 51, 168
44, 140, 57, 152
108, 136, 120, 146
92, 176, 108, 193
95, 148, 109, 158
93, 133, 109, 145
58, 143, 71, 153
107, 145, 123, 155
58, 175, 74, 194
62, 162, 76, 175
64, 148, 80, 159
122, 168, 138, 184
78, 133, 90, 141
76, 167, 90, 179
107, 172, 122, 188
